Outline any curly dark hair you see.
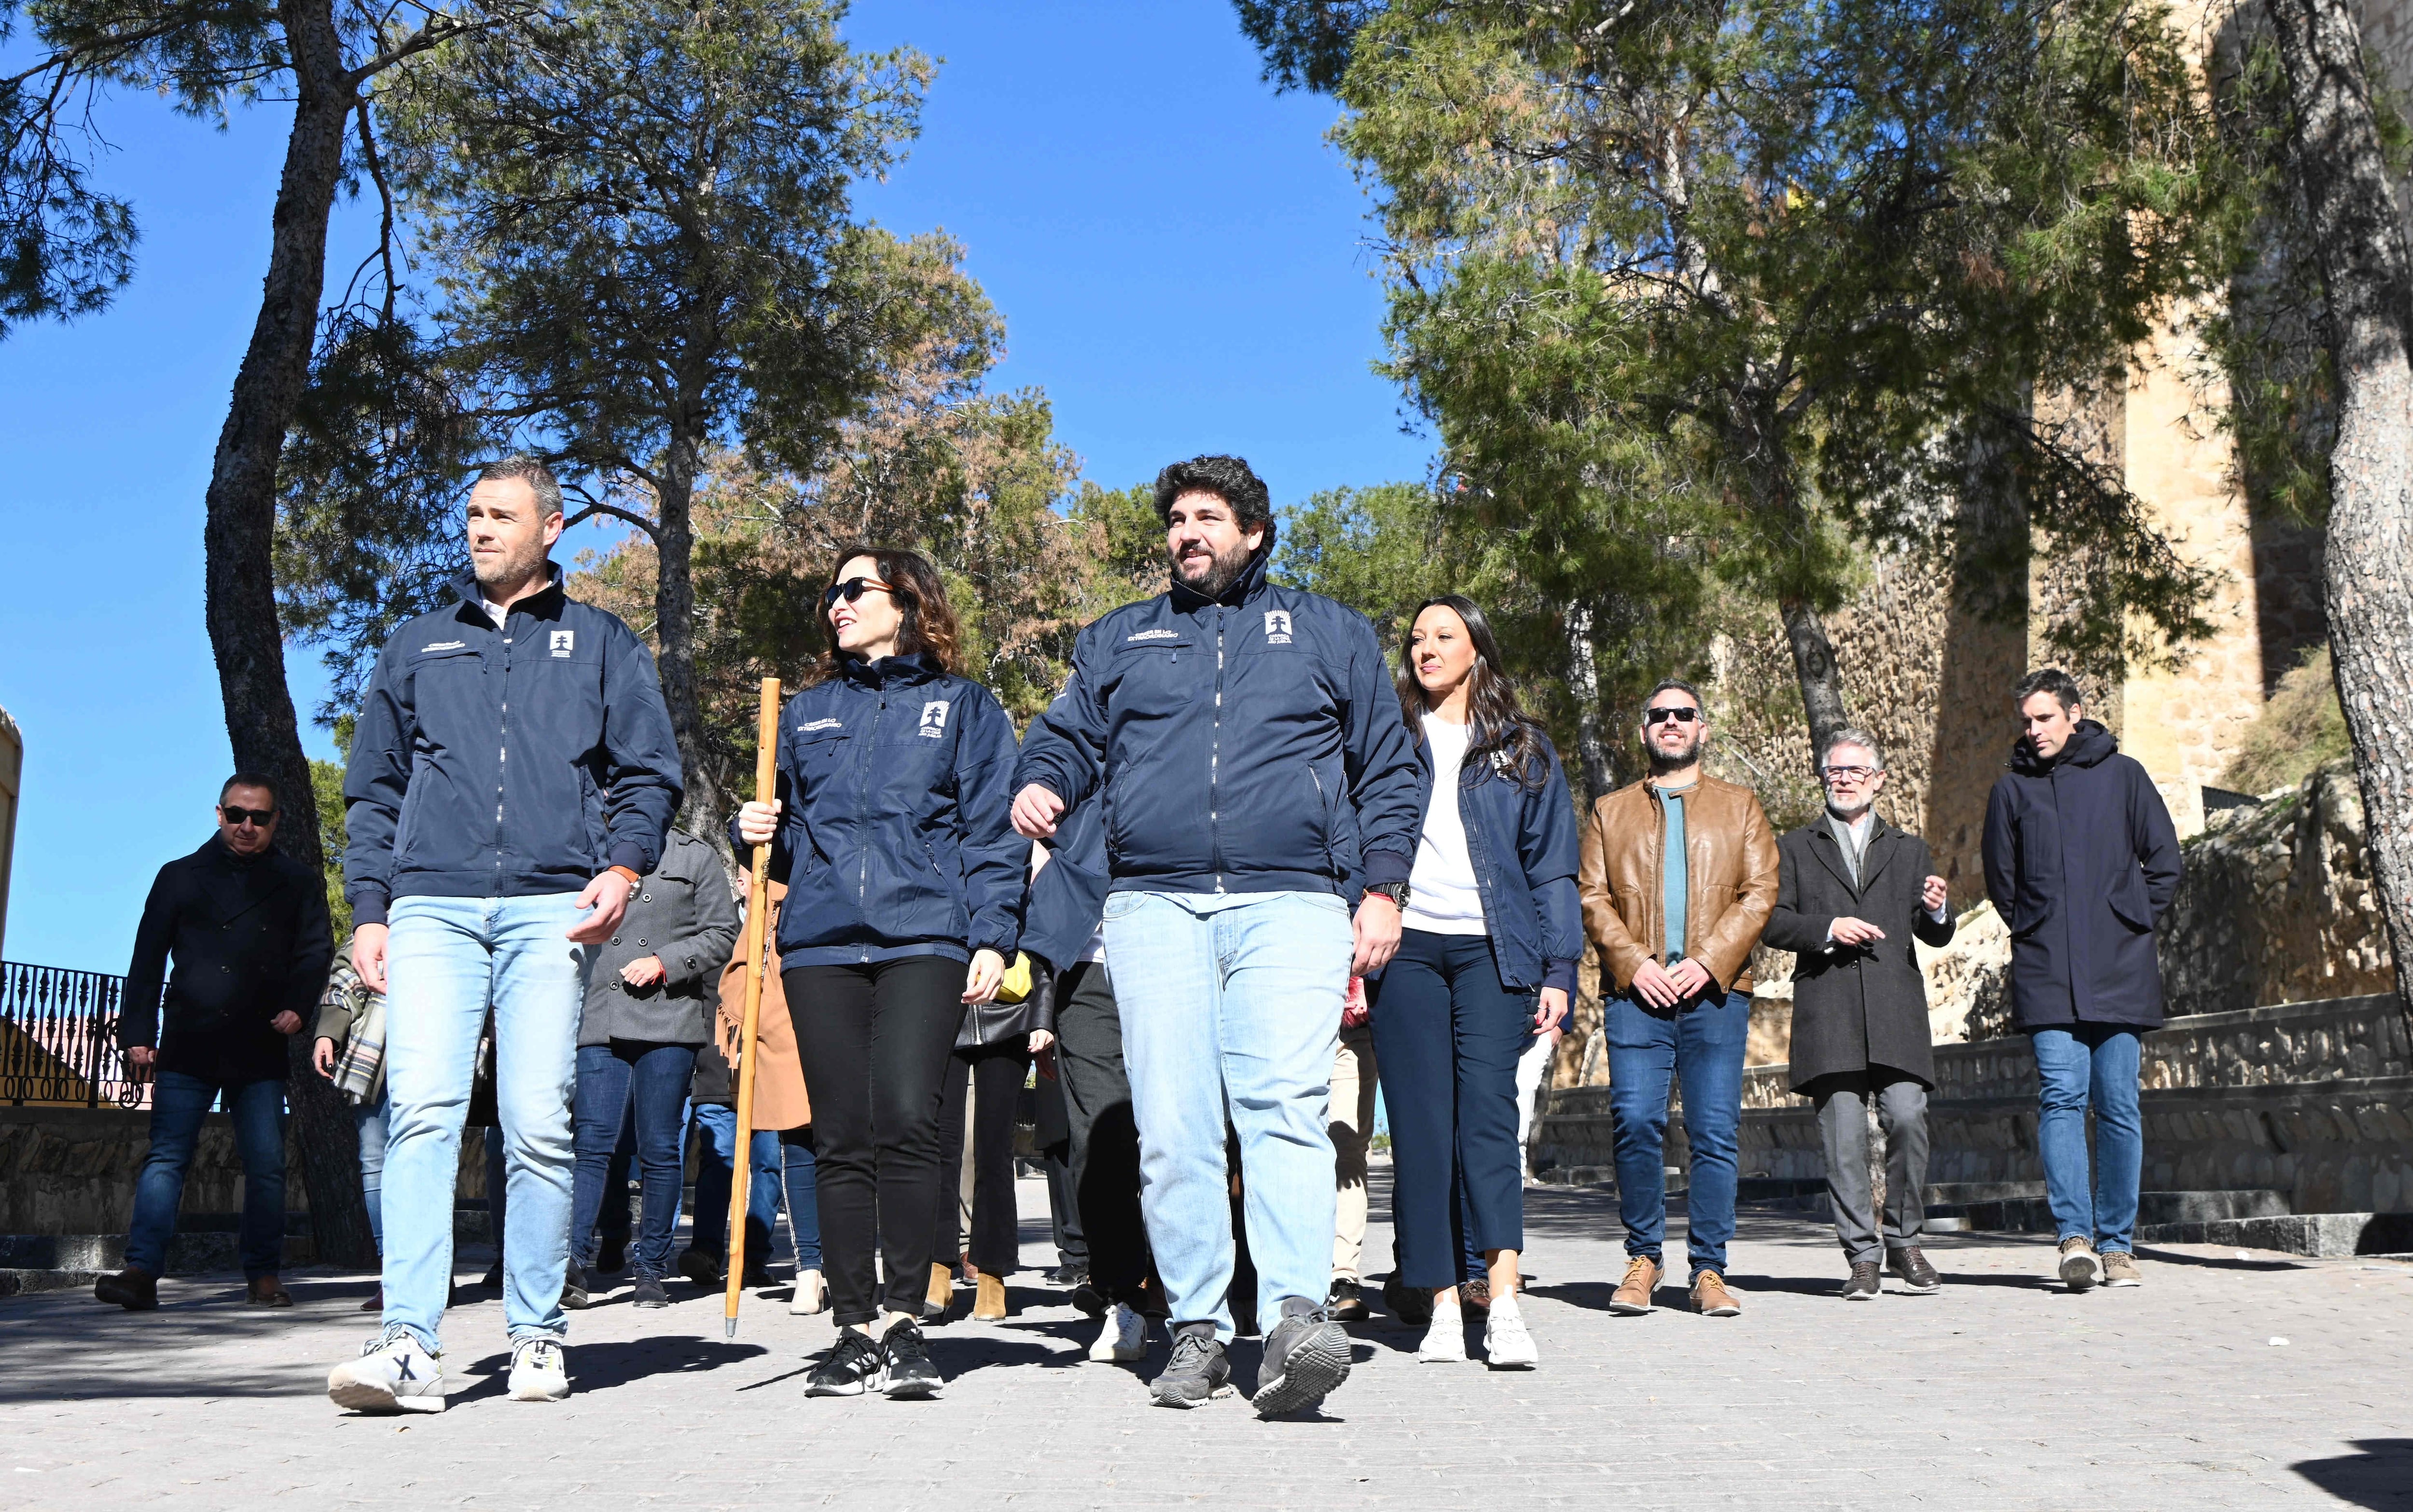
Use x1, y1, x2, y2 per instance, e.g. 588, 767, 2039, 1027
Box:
1394, 595, 1553, 792
807, 545, 964, 682
1153, 454, 1275, 545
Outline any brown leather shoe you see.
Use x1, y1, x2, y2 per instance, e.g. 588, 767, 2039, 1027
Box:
1461, 1277, 1492, 1316
246, 1275, 293, 1308
1689, 1269, 1742, 1316
1609, 1256, 1662, 1315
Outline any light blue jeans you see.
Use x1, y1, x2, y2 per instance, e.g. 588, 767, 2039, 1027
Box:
354, 1090, 389, 1253
377, 893, 590, 1352
2030, 1025, 2144, 1252
1104, 889, 1353, 1340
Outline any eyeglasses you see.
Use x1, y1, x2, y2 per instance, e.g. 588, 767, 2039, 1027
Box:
821, 577, 896, 610
221, 805, 278, 828
1643, 706, 1701, 727
1820, 765, 1879, 784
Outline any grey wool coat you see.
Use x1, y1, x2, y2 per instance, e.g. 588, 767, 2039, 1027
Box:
580, 828, 741, 1047
1762, 815, 1956, 1091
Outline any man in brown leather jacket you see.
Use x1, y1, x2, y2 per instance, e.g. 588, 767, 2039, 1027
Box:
1578, 679, 1777, 1318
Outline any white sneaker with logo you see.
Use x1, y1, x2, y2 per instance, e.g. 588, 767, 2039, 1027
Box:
507, 1338, 571, 1402
1483, 1299, 1538, 1369
1087, 1301, 1147, 1362
327, 1333, 445, 1414
1418, 1307, 1469, 1363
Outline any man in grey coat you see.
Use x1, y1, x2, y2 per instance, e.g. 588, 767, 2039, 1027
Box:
1763, 729, 1954, 1301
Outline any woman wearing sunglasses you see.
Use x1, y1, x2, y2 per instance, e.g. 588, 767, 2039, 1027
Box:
733, 546, 1024, 1400
1367, 595, 1581, 1369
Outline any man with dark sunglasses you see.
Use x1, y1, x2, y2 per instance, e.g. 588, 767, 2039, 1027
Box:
97, 773, 333, 1312
1577, 678, 1776, 1319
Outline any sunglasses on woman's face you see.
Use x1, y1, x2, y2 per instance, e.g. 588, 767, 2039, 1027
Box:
1643, 705, 1701, 727
821, 577, 896, 610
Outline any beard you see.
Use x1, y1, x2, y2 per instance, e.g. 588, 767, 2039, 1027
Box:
1826, 793, 1873, 821
1646, 730, 1702, 775
473, 540, 548, 597
1170, 536, 1255, 599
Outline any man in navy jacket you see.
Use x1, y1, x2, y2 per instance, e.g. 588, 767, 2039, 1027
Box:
1013, 454, 1421, 1417
1983, 668, 2180, 1293
326, 455, 681, 1414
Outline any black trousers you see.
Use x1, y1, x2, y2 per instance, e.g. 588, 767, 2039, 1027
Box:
1052, 962, 1155, 1303
784, 957, 965, 1326
933, 1041, 1032, 1276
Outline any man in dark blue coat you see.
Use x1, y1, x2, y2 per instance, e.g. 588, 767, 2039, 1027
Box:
1982, 668, 2180, 1293
1012, 454, 1422, 1417
326, 455, 682, 1414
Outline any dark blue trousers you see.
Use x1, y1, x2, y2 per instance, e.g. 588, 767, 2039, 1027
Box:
126, 1072, 287, 1279
1604, 989, 1749, 1278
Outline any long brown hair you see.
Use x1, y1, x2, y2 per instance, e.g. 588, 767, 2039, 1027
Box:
1394, 594, 1551, 791
809, 545, 964, 682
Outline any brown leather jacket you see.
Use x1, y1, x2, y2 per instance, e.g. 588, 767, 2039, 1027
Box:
1579, 772, 1779, 995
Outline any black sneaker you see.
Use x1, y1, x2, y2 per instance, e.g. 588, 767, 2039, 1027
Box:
560, 1265, 591, 1310
1887, 1245, 1941, 1294
1250, 1296, 1351, 1418
1148, 1322, 1232, 1408
1326, 1278, 1369, 1322
478, 1260, 503, 1289
94, 1268, 158, 1311
595, 1241, 627, 1276
631, 1276, 669, 1309
677, 1249, 722, 1288
1051, 1262, 1089, 1287
1382, 1271, 1433, 1327
879, 1318, 943, 1399
1841, 1261, 1881, 1301
806, 1328, 885, 1397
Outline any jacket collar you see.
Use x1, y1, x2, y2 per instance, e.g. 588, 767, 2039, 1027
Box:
838, 650, 946, 691
451, 562, 568, 627
2008, 717, 2117, 776
1811, 810, 1897, 894
1166, 542, 1272, 614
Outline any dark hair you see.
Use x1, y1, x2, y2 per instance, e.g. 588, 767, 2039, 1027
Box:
1644, 677, 1706, 715
1153, 455, 1276, 546
474, 454, 563, 518
2013, 667, 2084, 712
220, 772, 279, 807
810, 545, 964, 681
1394, 595, 1553, 791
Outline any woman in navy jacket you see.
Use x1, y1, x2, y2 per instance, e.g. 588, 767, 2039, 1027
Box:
734, 546, 1022, 1400
1368, 594, 1581, 1371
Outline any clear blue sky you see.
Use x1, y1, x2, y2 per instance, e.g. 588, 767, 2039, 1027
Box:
0, 1, 1430, 972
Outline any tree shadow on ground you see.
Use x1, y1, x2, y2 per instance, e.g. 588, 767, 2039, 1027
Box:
2291, 1439, 2413, 1509
445, 1336, 763, 1403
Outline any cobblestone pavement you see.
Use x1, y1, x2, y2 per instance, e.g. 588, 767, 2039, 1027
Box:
4, 1169, 2409, 1511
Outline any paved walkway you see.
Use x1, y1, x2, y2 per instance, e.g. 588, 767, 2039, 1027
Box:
3, 1169, 2409, 1510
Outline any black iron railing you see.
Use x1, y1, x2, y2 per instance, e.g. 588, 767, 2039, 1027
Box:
0, 961, 146, 1108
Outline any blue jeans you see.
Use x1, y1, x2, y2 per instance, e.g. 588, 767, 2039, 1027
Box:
1104, 889, 1353, 1340
378, 893, 590, 1351
1603, 989, 1749, 1278
570, 1041, 698, 1278
126, 1072, 286, 1279
354, 1091, 389, 1253
691, 1104, 820, 1270
2030, 1025, 2144, 1251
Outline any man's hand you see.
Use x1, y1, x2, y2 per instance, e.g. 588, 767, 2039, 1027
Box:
1829, 916, 1886, 948
1666, 958, 1713, 999
353, 923, 389, 993
963, 948, 1006, 1004
1012, 783, 1065, 839
127, 1045, 156, 1073
621, 955, 668, 989
567, 869, 636, 944
736, 798, 780, 847
1921, 874, 1949, 913
1629, 958, 1683, 1009
313, 1037, 339, 1078
270, 1010, 303, 1036
1351, 893, 1402, 977
1535, 986, 1570, 1033
1027, 1029, 1055, 1056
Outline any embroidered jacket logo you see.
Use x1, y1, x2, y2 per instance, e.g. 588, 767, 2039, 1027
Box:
419, 640, 466, 653
548, 630, 575, 658
1126, 628, 1179, 642
919, 700, 951, 737
798, 718, 844, 733
1263, 610, 1293, 645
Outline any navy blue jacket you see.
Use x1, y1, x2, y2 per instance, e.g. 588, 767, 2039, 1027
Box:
1021, 801, 1109, 974
344, 567, 682, 926
1982, 720, 2181, 1030
738, 652, 1024, 969
1014, 549, 1422, 898
1402, 722, 1585, 995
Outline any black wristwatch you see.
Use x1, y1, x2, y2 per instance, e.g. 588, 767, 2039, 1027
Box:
1365, 880, 1411, 909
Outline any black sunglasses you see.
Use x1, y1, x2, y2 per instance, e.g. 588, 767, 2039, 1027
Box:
821, 577, 898, 610
221, 805, 278, 827
1643, 706, 1701, 727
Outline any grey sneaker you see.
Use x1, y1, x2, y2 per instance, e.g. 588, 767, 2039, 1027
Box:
1841, 1261, 1881, 1301
1250, 1296, 1351, 1418
2100, 1249, 2142, 1287
2058, 1236, 2102, 1292
327, 1332, 445, 1414
631, 1276, 669, 1309
1149, 1322, 1232, 1409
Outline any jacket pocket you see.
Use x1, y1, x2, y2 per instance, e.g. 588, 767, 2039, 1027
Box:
2108, 870, 2154, 932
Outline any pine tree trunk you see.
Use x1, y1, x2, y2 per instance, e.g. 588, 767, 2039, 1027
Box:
1780, 595, 1851, 770
198, 0, 374, 1266
1561, 601, 1615, 802
652, 434, 729, 850
2263, 0, 2413, 1013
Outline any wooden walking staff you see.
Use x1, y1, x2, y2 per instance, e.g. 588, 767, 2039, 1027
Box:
724, 676, 783, 1338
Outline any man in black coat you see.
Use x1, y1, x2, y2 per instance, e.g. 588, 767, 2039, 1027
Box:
1982, 668, 2181, 1293
1764, 730, 1954, 1301
96, 773, 333, 1311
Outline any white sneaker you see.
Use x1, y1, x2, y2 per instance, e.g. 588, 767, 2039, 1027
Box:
1087, 1302, 1147, 1362
1417, 1309, 1469, 1363
789, 1268, 827, 1316
327, 1333, 445, 1414
1483, 1302, 1538, 1369
506, 1338, 571, 1402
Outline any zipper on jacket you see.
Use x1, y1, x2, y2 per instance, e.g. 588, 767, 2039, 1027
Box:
494, 614, 512, 893
858, 687, 888, 962
1211, 609, 1226, 891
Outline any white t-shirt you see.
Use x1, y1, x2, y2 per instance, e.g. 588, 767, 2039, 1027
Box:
1404, 714, 1488, 935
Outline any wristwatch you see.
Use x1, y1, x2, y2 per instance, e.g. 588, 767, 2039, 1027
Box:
1364, 880, 1411, 909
